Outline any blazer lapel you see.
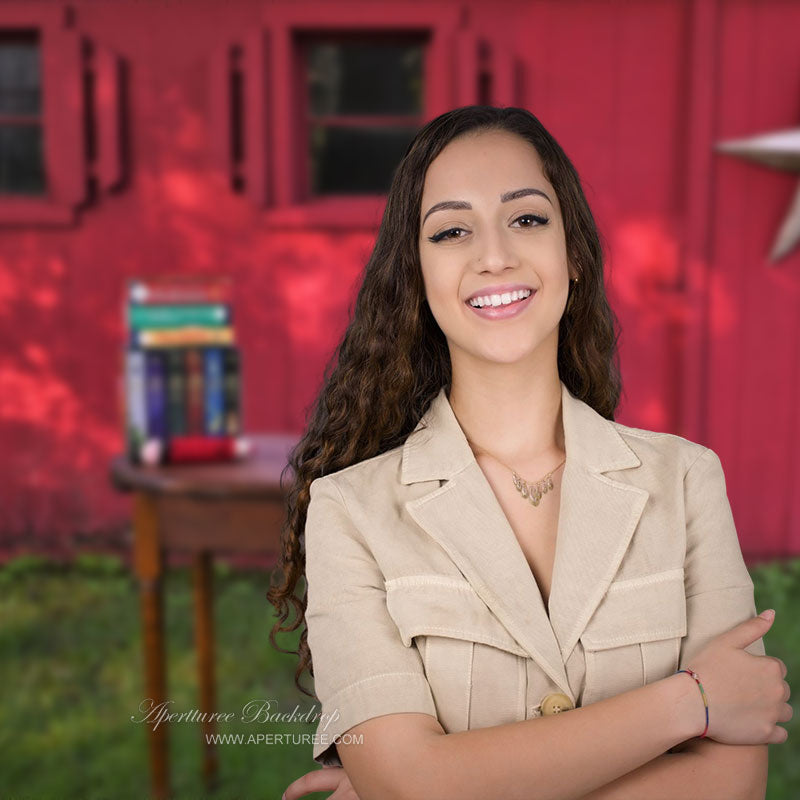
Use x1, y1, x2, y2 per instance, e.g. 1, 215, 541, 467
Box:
401, 381, 649, 700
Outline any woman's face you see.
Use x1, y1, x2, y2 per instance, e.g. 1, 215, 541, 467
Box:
418, 129, 574, 369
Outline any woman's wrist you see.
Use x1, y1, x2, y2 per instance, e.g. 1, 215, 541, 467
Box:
659, 671, 709, 743
674, 668, 709, 738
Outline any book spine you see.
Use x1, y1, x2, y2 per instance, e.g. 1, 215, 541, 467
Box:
128, 304, 231, 330
132, 326, 235, 348
222, 347, 240, 436
165, 348, 187, 436
128, 280, 233, 305
204, 348, 225, 436
185, 348, 205, 435
145, 351, 168, 441
124, 349, 147, 459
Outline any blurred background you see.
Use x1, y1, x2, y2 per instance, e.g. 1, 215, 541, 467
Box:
1, 0, 799, 798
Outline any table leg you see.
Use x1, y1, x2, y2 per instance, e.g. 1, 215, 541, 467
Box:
193, 550, 218, 791
133, 492, 169, 800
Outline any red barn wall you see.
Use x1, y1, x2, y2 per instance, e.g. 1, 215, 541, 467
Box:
0, 0, 798, 562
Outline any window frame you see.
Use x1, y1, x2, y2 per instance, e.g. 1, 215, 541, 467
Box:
243, 1, 474, 228
0, 4, 84, 226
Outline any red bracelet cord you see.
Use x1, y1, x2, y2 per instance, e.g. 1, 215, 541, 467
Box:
675, 667, 709, 738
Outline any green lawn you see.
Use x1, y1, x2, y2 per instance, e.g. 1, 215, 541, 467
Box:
0, 554, 798, 799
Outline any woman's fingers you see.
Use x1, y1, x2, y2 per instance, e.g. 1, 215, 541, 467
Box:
772, 657, 788, 679
767, 725, 789, 744
283, 766, 347, 800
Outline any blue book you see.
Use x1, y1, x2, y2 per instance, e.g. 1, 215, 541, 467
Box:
165, 348, 187, 436
203, 348, 225, 436
145, 350, 168, 441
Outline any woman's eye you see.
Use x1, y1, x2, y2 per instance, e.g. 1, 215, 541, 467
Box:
427, 213, 549, 243
428, 227, 467, 243
513, 213, 549, 228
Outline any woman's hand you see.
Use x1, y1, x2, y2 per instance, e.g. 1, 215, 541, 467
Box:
282, 766, 361, 800
686, 610, 792, 745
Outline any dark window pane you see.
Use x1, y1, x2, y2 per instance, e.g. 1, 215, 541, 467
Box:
307, 39, 423, 115
0, 32, 41, 115
0, 124, 45, 193
310, 124, 418, 195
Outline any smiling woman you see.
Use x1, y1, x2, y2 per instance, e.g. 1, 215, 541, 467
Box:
270, 106, 790, 800
418, 129, 572, 352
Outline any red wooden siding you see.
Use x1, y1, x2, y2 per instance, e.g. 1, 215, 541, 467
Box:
0, 0, 797, 562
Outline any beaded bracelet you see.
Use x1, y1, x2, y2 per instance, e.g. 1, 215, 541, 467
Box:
675, 667, 709, 738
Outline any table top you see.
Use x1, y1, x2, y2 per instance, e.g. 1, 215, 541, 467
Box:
110, 433, 301, 499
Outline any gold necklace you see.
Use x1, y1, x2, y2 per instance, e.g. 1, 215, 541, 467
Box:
468, 440, 566, 507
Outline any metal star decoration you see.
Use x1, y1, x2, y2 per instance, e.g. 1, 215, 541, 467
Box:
714, 127, 800, 263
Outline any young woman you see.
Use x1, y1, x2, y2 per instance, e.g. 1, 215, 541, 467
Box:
269, 106, 791, 800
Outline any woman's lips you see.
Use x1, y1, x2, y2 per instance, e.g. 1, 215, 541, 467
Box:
465, 290, 536, 320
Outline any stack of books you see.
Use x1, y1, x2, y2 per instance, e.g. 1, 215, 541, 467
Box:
122, 276, 247, 465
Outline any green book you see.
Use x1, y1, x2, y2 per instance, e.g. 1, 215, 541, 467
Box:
128, 303, 230, 329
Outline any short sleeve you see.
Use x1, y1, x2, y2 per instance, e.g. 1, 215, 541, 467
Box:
679, 447, 766, 671
304, 476, 437, 767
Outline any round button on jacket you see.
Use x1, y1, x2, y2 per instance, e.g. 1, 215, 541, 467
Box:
540, 692, 574, 715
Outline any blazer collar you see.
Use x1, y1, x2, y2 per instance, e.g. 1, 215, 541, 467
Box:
400, 381, 649, 701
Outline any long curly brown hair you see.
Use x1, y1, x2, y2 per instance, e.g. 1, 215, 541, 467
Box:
266, 105, 623, 698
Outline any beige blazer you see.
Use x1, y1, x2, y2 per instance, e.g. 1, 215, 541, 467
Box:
304, 381, 765, 767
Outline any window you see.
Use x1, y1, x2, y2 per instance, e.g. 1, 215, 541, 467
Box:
301, 32, 425, 197
212, 3, 522, 226
0, 29, 45, 194
212, 1, 506, 227
0, 3, 124, 226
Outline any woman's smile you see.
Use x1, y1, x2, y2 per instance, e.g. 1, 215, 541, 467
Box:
465, 288, 537, 320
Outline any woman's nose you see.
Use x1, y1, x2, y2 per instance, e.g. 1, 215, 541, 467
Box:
474, 228, 521, 271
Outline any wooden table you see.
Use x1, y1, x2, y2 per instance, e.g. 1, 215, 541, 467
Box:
110, 433, 299, 800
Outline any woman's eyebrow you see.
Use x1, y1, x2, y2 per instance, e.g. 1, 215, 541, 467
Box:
422, 187, 553, 224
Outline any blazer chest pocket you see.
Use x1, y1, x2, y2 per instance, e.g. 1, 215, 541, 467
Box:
580, 568, 687, 706
385, 576, 528, 733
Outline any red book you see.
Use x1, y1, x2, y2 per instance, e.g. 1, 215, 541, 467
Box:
167, 435, 251, 463
128, 276, 233, 305
138, 435, 251, 465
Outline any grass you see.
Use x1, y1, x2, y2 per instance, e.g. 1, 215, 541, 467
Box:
0, 553, 323, 800
0, 553, 798, 799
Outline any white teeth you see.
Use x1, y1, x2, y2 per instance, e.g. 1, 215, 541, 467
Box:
468, 288, 532, 308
